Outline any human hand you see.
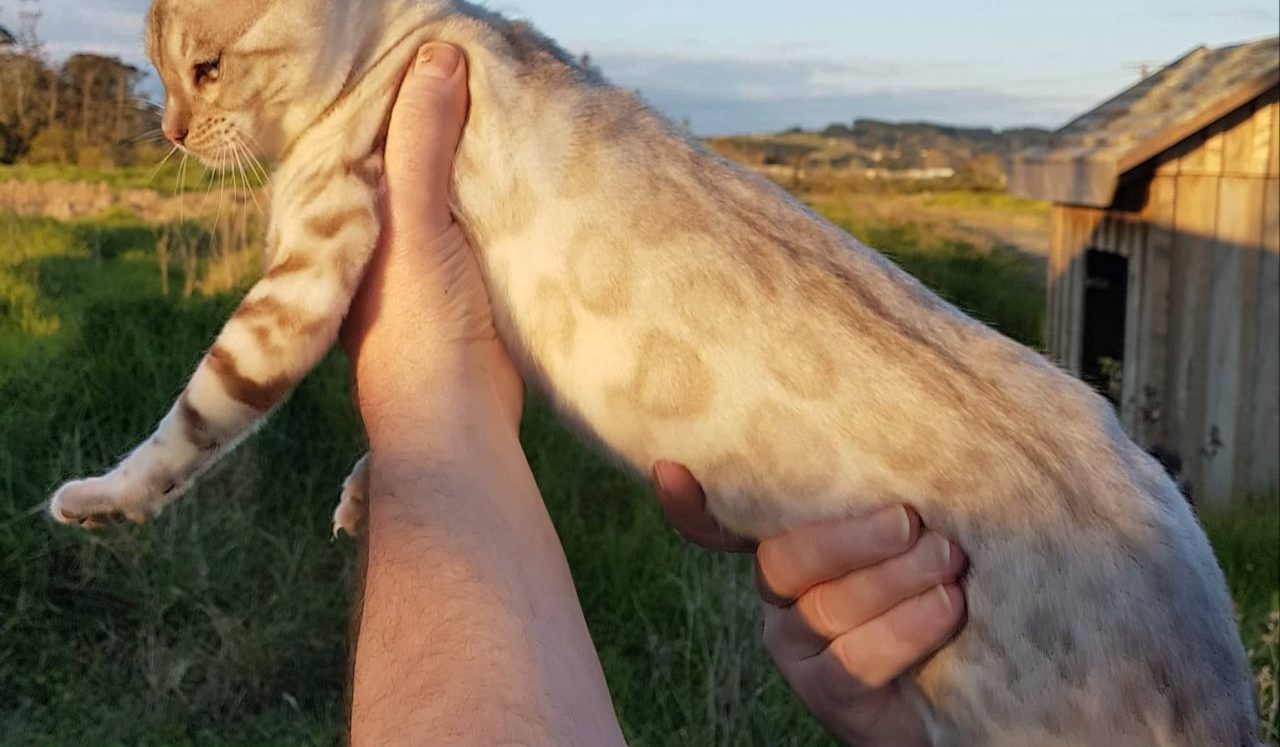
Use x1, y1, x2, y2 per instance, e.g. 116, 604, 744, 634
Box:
652, 461, 967, 746
342, 42, 522, 431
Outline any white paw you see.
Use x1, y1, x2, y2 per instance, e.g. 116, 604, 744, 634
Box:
49, 475, 150, 528
332, 473, 368, 538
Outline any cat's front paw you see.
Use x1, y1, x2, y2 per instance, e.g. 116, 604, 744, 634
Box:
332, 455, 370, 538
49, 475, 151, 528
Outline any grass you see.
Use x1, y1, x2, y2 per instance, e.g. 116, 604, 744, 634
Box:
0, 196, 1275, 745
806, 196, 1045, 347
0, 159, 261, 196
1201, 494, 1280, 743
916, 190, 1049, 217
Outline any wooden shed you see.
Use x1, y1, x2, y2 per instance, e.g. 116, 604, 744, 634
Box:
1011, 37, 1280, 507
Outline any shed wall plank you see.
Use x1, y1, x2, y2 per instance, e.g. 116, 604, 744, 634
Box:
1246, 97, 1275, 176
1203, 177, 1262, 505
1067, 209, 1102, 374
1267, 95, 1280, 177
1048, 205, 1065, 361
1223, 101, 1258, 177
1139, 175, 1176, 447
1168, 174, 1220, 497
1122, 239, 1147, 433
1249, 179, 1280, 493
1064, 209, 1084, 374
1186, 123, 1225, 176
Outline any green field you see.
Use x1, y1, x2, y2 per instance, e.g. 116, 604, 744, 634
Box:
1, 195, 1276, 745
0, 161, 218, 195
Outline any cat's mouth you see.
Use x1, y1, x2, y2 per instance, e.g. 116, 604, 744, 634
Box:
181, 140, 269, 182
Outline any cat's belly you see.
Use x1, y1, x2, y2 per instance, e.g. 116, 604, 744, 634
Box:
477, 219, 915, 538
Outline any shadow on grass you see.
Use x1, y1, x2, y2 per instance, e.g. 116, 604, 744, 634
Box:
0, 293, 829, 746
0, 298, 362, 746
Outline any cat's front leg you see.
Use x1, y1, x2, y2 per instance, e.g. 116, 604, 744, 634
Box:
332, 453, 370, 537
50, 157, 384, 527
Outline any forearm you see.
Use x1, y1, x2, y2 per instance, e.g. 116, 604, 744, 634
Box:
349, 350, 624, 746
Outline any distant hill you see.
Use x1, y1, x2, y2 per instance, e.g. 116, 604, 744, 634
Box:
708, 119, 1053, 189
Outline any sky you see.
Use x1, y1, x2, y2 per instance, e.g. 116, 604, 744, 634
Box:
4, 0, 1278, 135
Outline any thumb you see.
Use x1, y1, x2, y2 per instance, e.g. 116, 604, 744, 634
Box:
384, 42, 469, 240
653, 461, 756, 553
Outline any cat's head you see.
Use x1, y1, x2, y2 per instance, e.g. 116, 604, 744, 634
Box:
146, 0, 353, 164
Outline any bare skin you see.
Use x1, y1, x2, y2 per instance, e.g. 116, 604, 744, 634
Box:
343, 45, 623, 746
654, 463, 967, 746
343, 44, 967, 746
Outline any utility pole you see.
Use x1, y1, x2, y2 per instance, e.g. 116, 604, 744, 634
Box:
1122, 61, 1161, 81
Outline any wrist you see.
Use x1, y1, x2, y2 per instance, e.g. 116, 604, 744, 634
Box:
355, 337, 524, 445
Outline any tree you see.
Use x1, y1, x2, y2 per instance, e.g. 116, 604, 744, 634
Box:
0, 25, 155, 164
577, 51, 604, 80
63, 54, 143, 143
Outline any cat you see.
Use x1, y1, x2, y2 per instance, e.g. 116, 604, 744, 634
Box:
48, 1, 1260, 744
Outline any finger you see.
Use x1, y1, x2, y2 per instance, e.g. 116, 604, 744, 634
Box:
764, 532, 966, 660
384, 42, 469, 244
780, 584, 965, 700
755, 506, 920, 606
652, 460, 755, 553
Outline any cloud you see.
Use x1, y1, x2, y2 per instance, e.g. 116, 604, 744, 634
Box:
637, 87, 1083, 136
590, 50, 1081, 134
1208, 6, 1280, 24
1162, 4, 1280, 25
19, 3, 1084, 135
10, 0, 149, 66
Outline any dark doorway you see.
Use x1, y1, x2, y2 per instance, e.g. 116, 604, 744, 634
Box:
1080, 249, 1129, 403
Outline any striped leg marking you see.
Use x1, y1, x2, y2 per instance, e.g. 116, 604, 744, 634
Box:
50, 159, 382, 527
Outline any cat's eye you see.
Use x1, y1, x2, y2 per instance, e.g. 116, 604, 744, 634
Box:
194, 58, 221, 86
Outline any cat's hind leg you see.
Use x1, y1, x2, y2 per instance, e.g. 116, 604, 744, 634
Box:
332, 453, 370, 538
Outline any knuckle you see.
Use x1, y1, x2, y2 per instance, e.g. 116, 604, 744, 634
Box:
830, 636, 892, 690
754, 541, 789, 603
760, 611, 788, 660
893, 586, 958, 650
794, 585, 837, 640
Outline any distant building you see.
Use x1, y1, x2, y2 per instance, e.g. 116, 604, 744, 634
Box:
1011, 37, 1279, 507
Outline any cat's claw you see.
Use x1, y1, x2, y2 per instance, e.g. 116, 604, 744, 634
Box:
50, 475, 150, 528
332, 455, 370, 539
331, 483, 366, 538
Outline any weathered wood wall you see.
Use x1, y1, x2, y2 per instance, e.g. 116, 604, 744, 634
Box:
1047, 88, 1280, 507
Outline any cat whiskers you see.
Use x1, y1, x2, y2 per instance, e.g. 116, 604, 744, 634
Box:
175, 150, 190, 224
230, 140, 263, 216
232, 128, 272, 188
214, 144, 230, 229
129, 127, 167, 145
146, 145, 180, 187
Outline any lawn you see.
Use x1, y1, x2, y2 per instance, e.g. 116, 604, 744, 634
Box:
0, 161, 226, 196
0, 201, 1275, 745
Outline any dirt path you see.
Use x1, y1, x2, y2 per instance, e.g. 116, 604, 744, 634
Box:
0, 180, 262, 223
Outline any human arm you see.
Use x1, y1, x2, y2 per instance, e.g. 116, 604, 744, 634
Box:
342, 44, 625, 747
653, 462, 967, 746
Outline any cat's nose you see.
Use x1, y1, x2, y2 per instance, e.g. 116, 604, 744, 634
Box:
165, 127, 189, 146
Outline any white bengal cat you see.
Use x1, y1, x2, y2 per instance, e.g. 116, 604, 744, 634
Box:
48, 1, 1259, 745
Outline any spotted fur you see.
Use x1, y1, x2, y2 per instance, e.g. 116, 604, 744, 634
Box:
49, 1, 1259, 744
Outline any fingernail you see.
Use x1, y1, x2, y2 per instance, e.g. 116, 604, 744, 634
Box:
651, 462, 668, 496
416, 43, 461, 79
932, 585, 954, 614
872, 505, 911, 547
917, 533, 952, 573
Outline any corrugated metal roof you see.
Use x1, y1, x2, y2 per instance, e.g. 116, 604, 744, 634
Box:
1010, 36, 1279, 207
